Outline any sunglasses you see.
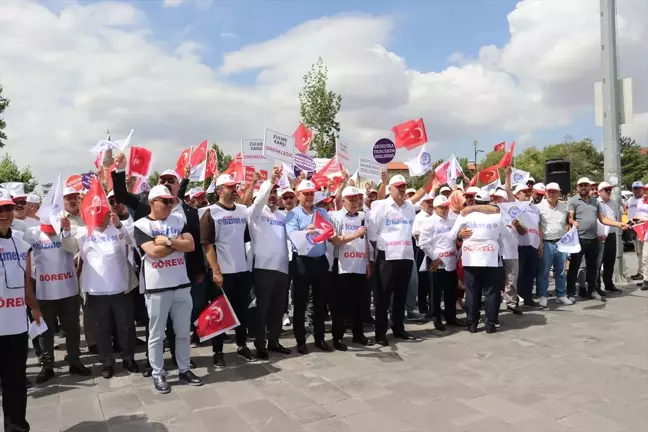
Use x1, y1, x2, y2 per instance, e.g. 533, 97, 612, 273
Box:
13, 200, 26, 206
108, 199, 117, 206
602, 188, 612, 193
282, 195, 295, 200
0, 205, 15, 213
159, 178, 176, 185
157, 198, 174, 206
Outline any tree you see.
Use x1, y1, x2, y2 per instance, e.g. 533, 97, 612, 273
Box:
213, 143, 232, 174
0, 154, 37, 192
298, 57, 342, 158
619, 136, 648, 187
0, 84, 9, 148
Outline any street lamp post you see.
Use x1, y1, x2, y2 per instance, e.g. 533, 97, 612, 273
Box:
473, 140, 484, 171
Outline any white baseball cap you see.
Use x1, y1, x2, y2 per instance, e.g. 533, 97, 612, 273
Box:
433, 195, 450, 207
527, 176, 535, 183
589, 179, 599, 185
148, 185, 174, 201
367, 188, 378, 194
8, 183, 26, 199
598, 181, 612, 192
439, 186, 452, 194
296, 180, 317, 193
190, 187, 206, 199
475, 190, 490, 203
514, 183, 530, 194
465, 186, 480, 196
493, 189, 508, 200
342, 186, 363, 198
314, 191, 333, 205
532, 182, 546, 194
405, 188, 416, 195
107, 190, 115, 199
420, 193, 434, 202
545, 182, 561, 192
0, 188, 14, 206
26, 193, 40, 204
160, 169, 180, 180
388, 175, 407, 187
280, 188, 296, 197
576, 177, 591, 185
215, 174, 237, 187
63, 187, 79, 197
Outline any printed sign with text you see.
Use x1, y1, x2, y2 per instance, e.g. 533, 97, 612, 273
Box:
336, 139, 351, 168
358, 156, 382, 182
241, 139, 271, 168
263, 129, 295, 164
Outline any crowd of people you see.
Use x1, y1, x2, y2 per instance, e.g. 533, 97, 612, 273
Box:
1, 152, 645, 432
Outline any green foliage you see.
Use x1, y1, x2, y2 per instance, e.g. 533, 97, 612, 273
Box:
298, 57, 342, 159
213, 143, 233, 174
0, 154, 37, 192
0, 85, 9, 148
619, 136, 648, 187
147, 170, 160, 187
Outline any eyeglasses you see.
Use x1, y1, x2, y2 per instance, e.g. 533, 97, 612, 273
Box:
282, 195, 295, 200
159, 178, 176, 185
157, 198, 174, 206
602, 188, 612, 193
0, 205, 15, 213
108, 199, 117, 205
13, 200, 26, 206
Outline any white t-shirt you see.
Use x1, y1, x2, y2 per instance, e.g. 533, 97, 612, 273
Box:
626, 196, 641, 219
26, 227, 78, 301
499, 225, 520, 260
598, 198, 618, 235
451, 212, 504, 267
134, 215, 191, 293
329, 210, 368, 274
412, 210, 432, 244
247, 181, 289, 274
10, 219, 27, 238
368, 197, 416, 261
206, 203, 249, 274
0, 234, 30, 336
516, 202, 541, 249
418, 213, 457, 271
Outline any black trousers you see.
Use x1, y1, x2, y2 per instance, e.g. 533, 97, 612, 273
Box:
464, 266, 501, 327
40, 295, 82, 367
517, 245, 539, 302
414, 247, 429, 313
599, 234, 617, 290
431, 268, 458, 322
0, 333, 29, 432
332, 268, 366, 339
364, 261, 377, 320
86, 293, 136, 367
212, 271, 251, 353
567, 238, 599, 296
375, 252, 412, 337
291, 255, 330, 344
253, 268, 289, 348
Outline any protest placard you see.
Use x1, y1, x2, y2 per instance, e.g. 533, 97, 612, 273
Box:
242, 139, 271, 168
263, 129, 294, 164
336, 139, 351, 168
358, 156, 382, 182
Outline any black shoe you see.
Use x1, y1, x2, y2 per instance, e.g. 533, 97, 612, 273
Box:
393, 331, 415, 340
578, 289, 588, 299
153, 375, 170, 394
507, 304, 523, 315
179, 370, 203, 386
375, 336, 389, 347
124, 360, 139, 374
485, 326, 497, 334
606, 286, 622, 294
87, 345, 98, 355
69, 363, 92, 377
256, 348, 269, 360
631, 273, 643, 280
352, 334, 370, 346
446, 318, 466, 327
333, 340, 347, 351
267, 343, 291, 354
468, 324, 478, 334
213, 352, 226, 368
112, 343, 122, 354
315, 340, 331, 352
190, 333, 200, 348
433, 320, 446, 331
595, 289, 608, 297
642, 282, 648, 291
237, 346, 255, 362
36, 367, 55, 384
524, 300, 542, 309
135, 337, 147, 346
297, 343, 309, 355
101, 366, 114, 379
57, 329, 66, 339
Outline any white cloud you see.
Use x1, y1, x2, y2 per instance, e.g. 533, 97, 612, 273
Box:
163, 0, 185, 8
219, 31, 237, 39
0, 0, 646, 184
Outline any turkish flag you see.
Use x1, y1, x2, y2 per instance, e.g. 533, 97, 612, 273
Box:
175, 147, 192, 178
493, 141, 506, 152
205, 149, 218, 179
391, 118, 428, 150
194, 294, 240, 342
293, 123, 313, 154
633, 223, 648, 242
310, 174, 327, 190
128, 146, 153, 178
497, 141, 516, 168
190, 140, 208, 166
81, 177, 110, 234
469, 174, 479, 187
254, 169, 268, 190
475, 166, 500, 185
312, 211, 335, 243
316, 157, 344, 178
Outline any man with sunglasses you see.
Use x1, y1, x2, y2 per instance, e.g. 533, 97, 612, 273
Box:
595, 182, 623, 294
9, 184, 39, 230
567, 177, 629, 302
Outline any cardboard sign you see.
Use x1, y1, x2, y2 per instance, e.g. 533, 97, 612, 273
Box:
294, 153, 316, 172
358, 156, 382, 182
336, 138, 351, 168
241, 139, 271, 168
263, 129, 294, 164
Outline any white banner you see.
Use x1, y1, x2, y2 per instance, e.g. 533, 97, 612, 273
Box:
336, 139, 351, 168
358, 156, 382, 182
242, 139, 271, 168
314, 158, 330, 172
557, 225, 581, 254
263, 129, 294, 164
511, 168, 530, 185
483, 178, 502, 192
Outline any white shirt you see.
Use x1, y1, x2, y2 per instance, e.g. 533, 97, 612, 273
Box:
412, 210, 432, 244
536, 200, 568, 241
499, 225, 519, 260
10, 219, 27, 238
208, 203, 249, 274
26, 227, 78, 300
329, 209, 368, 274
598, 197, 618, 235
247, 181, 289, 274
516, 202, 541, 249
0, 234, 30, 336
626, 196, 641, 219
418, 213, 457, 271
450, 212, 503, 267
368, 197, 416, 261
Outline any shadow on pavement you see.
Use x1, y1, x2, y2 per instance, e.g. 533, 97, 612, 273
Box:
62, 414, 167, 431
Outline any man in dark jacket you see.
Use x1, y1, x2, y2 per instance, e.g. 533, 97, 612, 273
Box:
112, 154, 205, 373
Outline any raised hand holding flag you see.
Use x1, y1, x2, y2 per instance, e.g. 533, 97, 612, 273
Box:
194, 294, 240, 342
311, 211, 335, 243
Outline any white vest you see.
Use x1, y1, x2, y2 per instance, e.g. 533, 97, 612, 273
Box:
517, 203, 541, 249
134, 215, 191, 293
209, 204, 249, 274
330, 210, 368, 274
0, 235, 30, 336
28, 229, 78, 300
453, 213, 503, 267
77, 225, 129, 295
418, 213, 457, 271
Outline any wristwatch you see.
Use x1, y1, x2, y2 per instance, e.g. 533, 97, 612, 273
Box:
166, 238, 172, 247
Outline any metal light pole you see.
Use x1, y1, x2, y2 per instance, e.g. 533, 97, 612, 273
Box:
473, 140, 484, 172
600, 0, 625, 282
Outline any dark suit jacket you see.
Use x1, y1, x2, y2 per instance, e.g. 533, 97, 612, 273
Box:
111, 170, 205, 280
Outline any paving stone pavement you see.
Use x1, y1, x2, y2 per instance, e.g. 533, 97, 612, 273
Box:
2, 252, 648, 432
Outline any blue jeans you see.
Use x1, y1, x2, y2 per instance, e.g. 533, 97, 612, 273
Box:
537, 241, 567, 298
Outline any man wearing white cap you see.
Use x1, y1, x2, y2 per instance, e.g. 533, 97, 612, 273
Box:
418, 195, 464, 330
328, 186, 371, 349
439, 185, 452, 198
536, 182, 572, 306
25, 193, 41, 219
368, 173, 433, 345
531, 183, 545, 205
596, 182, 623, 294
200, 173, 256, 366
567, 178, 628, 301
412, 194, 435, 316
285, 179, 335, 353
189, 187, 208, 209
8, 184, 39, 230
134, 185, 203, 393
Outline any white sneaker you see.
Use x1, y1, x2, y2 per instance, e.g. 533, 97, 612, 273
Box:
568, 296, 576, 304
556, 296, 573, 305
282, 314, 290, 326
539, 297, 548, 307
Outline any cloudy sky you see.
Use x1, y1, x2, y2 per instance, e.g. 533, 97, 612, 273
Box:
0, 0, 646, 183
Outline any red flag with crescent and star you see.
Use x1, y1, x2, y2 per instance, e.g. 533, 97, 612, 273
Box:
175, 147, 192, 178
497, 141, 515, 168
205, 148, 218, 179
312, 211, 335, 244
293, 123, 313, 154
391, 118, 428, 150
493, 141, 506, 152
633, 223, 647, 243
80, 177, 110, 234
194, 293, 240, 342
127, 146, 153, 178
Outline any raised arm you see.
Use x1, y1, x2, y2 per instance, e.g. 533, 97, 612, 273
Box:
113, 154, 145, 211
